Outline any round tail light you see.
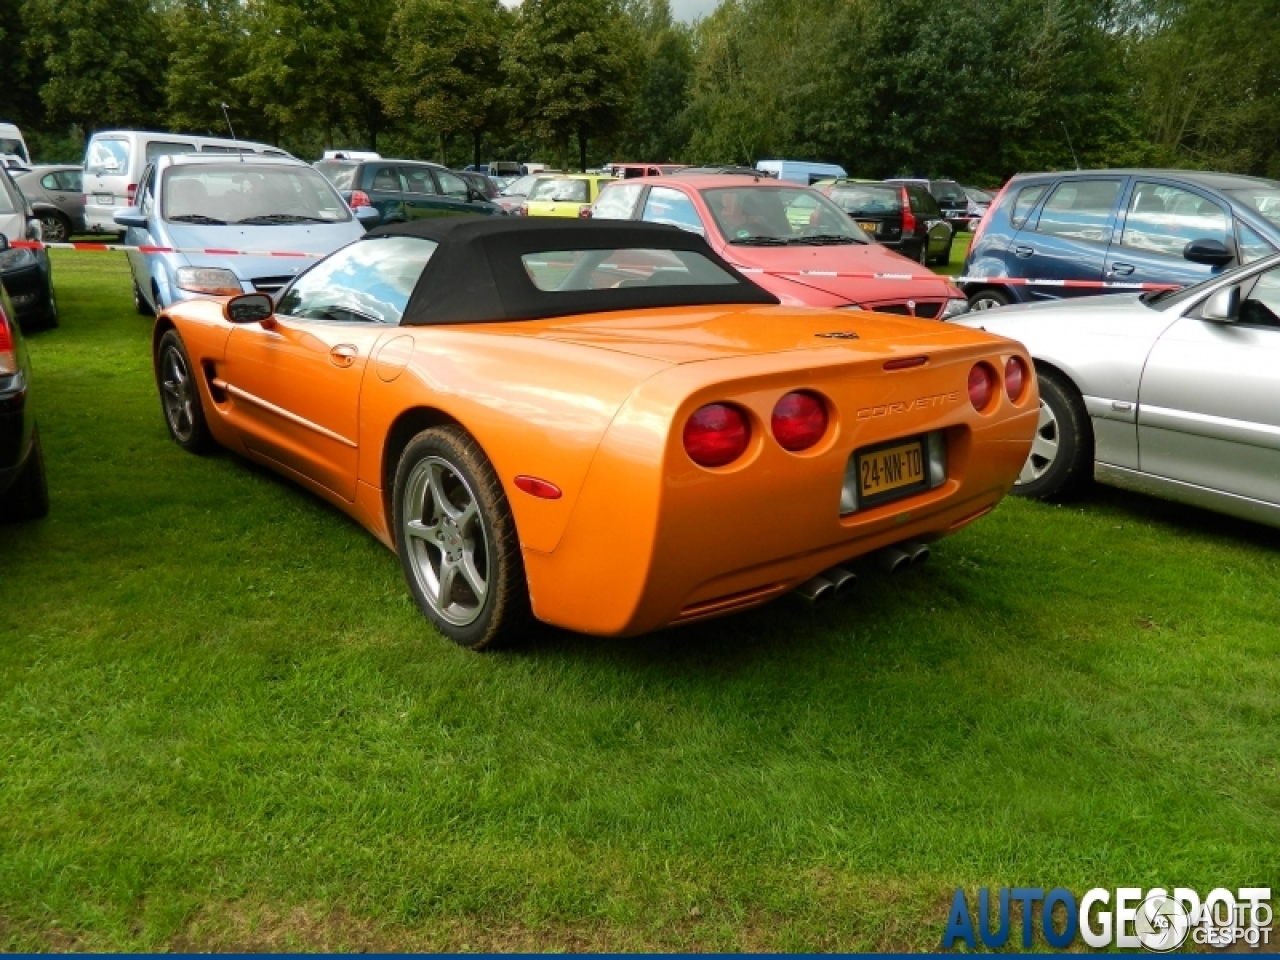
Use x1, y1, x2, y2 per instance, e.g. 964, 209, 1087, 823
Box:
1005, 356, 1028, 401
771, 391, 828, 451
683, 403, 750, 467
968, 362, 997, 411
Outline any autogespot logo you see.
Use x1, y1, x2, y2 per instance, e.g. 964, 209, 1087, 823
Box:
942, 885, 1273, 951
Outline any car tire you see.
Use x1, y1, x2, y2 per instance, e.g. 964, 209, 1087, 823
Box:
38, 212, 71, 244
156, 329, 213, 454
968, 288, 1011, 311
1012, 368, 1093, 501
1, 427, 50, 522
134, 281, 155, 317
393, 425, 533, 650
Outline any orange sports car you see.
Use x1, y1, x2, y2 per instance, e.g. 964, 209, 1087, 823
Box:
153, 218, 1038, 649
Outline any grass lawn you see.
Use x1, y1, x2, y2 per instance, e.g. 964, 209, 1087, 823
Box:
1, 251, 1277, 951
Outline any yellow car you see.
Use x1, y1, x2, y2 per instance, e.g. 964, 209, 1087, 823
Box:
521, 174, 615, 218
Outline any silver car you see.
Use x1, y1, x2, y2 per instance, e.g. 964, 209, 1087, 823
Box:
13, 165, 84, 242
955, 251, 1280, 528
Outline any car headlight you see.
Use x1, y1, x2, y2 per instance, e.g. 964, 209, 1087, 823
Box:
939, 298, 970, 320
0, 247, 37, 271
175, 267, 244, 296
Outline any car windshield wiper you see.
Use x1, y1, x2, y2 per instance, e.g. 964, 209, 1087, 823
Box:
787, 235, 863, 245
237, 214, 330, 224
729, 235, 789, 245
168, 214, 227, 225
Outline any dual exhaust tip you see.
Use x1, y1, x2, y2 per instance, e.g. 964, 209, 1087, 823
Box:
793, 541, 930, 607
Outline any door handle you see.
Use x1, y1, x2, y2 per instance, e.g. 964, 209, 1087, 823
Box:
329, 344, 358, 368
1110, 262, 1135, 276
1013, 245, 1034, 258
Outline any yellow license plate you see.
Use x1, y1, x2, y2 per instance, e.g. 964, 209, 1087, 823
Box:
858, 221, 879, 233
859, 440, 925, 498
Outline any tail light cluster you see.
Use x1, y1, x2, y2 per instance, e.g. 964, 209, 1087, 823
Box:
0, 307, 17, 376
683, 391, 829, 468
969, 357, 1030, 412
900, 186, 916, 235
349, 189, 372, 209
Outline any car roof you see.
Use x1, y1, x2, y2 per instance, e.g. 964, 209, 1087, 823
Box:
662, 174, 803, 189
159, 153, 307, 168
534, 173, 614, 181
367, 217, 777, 325
1008, 168, 1280, 190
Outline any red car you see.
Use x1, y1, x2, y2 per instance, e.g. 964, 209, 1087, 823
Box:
591, 174, 969, 319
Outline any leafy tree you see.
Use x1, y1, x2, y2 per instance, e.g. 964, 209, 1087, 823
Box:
165, 0, 256, 137
22, 0, 166, 129
381, 0, 509, 167
619, 0, 694, 161
502, 0, 639, 170
0, 0, 46, 129
239, 0, 393, 150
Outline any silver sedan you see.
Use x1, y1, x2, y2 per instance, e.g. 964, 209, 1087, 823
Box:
954, 251, 1280, 528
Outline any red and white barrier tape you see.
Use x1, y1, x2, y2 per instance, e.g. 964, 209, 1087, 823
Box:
11, 239, 321, 258
15, 241, 1183, 291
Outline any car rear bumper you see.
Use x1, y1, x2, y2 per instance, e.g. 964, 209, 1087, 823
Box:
0, 373, 31, 494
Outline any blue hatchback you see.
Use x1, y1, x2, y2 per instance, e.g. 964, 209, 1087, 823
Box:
961, 169, 1280, 310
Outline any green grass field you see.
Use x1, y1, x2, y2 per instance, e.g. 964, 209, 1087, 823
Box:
1, 250, 1277, 951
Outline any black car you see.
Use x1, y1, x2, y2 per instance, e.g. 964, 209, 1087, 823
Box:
885, 177, 971, 232
0, 276, 49, 522
457, 169, 500, 200
0, 167, 56, 331
823, 181, 954, 266
312, 158, 504, 226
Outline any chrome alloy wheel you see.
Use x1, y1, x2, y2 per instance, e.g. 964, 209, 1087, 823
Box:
1017, 399, 1060, 485
160, 343, 197, 443
401, 457, 490, 627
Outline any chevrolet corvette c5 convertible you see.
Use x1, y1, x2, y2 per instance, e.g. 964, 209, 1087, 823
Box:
154, 218, 1038, 648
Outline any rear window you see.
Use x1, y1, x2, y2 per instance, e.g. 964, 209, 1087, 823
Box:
829, 185, 903, 215
86, 137, 130, 175
521, 248, 739, 292
0, 138, 28, 163
314, 160, 360, 191
529, 178, 589, 203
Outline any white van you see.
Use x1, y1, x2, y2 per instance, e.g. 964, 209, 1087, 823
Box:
0, 123, 31, 167
755, 159, 848, 185
83, 130, 293, 234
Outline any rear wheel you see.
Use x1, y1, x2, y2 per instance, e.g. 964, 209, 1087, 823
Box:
969, 288, 1010, 311
156, 329, 212, 453
393, 426, 532, 650
1, 427, 50, 522
38, 212, 70, 243
1013, 368, 1093, 501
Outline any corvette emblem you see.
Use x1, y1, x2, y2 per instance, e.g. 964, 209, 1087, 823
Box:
815, 331, 859, 339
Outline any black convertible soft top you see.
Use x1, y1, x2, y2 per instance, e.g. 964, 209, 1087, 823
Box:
368, 217, 779, 325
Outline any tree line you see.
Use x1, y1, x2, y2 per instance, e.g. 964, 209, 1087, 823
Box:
1, 0, 1277, 184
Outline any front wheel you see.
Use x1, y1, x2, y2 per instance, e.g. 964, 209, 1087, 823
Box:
969, 288, 1010, 311
1012, 369, 1093, 500
156, 329, 213, 453
394, 427, 533, 650
39, 212, 70, 244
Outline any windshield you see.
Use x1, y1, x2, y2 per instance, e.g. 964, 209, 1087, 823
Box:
313, 160, 359, 191
1227, 187, 1280, 229
86, 137, 130, 175
529, 178, 589, 203
162, 164, 353, 225
829, 184, 903, 216
702, 186, 870, 244
965, 187, 994, 203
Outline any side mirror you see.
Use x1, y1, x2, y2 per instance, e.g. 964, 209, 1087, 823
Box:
223, 292, 276, 327
1201, 285, 1240, 323
354, 206, 380, 225
1184, 238, 1234, 267
113, 207, 148, 230
26, 218, 43, 242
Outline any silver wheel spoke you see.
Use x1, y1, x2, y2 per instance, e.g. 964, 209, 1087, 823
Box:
1038, 403, 1055, 431
1031, 433, 1058, 461
436, 560, 458, 608
405, 518, 440, 541
459, 549, 487, 598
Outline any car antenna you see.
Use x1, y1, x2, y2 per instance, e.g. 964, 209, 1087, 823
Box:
1060, 121, 1080, 170
220, 102, 244, 163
